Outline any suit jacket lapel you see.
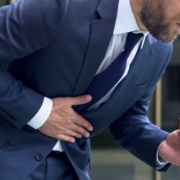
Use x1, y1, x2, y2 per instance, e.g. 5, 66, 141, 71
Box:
72, 0, 155, 124
79, 36, 155, 138
72, 0, 119, 96
111, 35, 155, 99
103, 35, 155, 111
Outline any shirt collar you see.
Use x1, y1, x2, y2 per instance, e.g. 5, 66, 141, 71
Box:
113, 0, 149, 48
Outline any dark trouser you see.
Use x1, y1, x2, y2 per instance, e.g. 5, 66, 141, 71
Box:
26, 152, 79, 180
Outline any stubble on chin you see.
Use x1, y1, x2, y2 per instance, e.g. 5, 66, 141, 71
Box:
140, 0, 180, 42
139, 0, 172, 42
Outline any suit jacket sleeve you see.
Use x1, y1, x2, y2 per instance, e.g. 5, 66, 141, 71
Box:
0, 0, 67, 129
109, 45, 173, 172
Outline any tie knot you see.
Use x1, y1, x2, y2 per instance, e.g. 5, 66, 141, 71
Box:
124, 32, 143, 50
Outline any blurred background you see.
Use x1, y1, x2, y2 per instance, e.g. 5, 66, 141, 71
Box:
1, 0, 180, 180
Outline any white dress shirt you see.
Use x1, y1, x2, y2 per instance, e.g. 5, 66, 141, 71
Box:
27, 0, 167, 168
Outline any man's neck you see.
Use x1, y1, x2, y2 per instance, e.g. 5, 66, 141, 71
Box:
130, 0, 147, 31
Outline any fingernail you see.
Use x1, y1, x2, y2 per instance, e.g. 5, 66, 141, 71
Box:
89, 127, 93, 131
71, 139, 75, 143
85, 133, 90, 138
85, 95, 92, 101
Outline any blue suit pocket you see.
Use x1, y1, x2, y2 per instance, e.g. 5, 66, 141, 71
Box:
0, 124, 11, 146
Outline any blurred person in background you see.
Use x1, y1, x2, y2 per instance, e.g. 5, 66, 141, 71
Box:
0, 0, 180, 179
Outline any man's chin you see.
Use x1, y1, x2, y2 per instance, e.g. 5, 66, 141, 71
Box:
156, 36, 175, 43
167, 35, 179, 43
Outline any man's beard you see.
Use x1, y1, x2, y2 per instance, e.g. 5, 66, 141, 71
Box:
140, 0, 178, 43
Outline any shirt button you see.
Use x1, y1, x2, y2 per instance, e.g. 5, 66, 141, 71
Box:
35, 153, 43, 161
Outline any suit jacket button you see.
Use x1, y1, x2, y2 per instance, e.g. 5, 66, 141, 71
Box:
5, 114, 16, 122
35, 154, 43, 161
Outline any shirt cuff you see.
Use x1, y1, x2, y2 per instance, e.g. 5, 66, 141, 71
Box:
27, 97, 53, 129
156, 142, 169, 169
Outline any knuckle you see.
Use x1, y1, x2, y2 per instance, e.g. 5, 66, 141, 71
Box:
60, 126, 66, 131
79, 118, 87, 125
58, 134, 67, 141
52, 133, 59, 139
71, 132, 76, 136
79, 96, 85, 104
82, 122, 88, 128
57, 134, 63, 140
66, 137, 72, 142
67, 118, 74, 123
81, 129, 87, 135
83, 122, 89, 127
77, 118, 85, 125
65, 130, 71, 134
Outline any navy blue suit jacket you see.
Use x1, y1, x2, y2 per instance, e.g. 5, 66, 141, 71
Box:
0, 0, 172, 179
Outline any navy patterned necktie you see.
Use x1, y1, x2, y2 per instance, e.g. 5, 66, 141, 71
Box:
75, 32, 143, 112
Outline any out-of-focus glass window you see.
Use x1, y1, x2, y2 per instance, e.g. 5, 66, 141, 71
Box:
0, 0, 6, 6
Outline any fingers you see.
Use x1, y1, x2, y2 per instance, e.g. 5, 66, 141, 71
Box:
57, 134, 75, 143
73, 113, 93, 131
65, 123, 90, 138
65, 95, 92, 106
175, 130, 180, 137
62, 115, 92, 137
42, 95, 93, 143
62, 129, 83, 138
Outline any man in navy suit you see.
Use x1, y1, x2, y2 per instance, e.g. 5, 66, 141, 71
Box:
0, 0, 180, 179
